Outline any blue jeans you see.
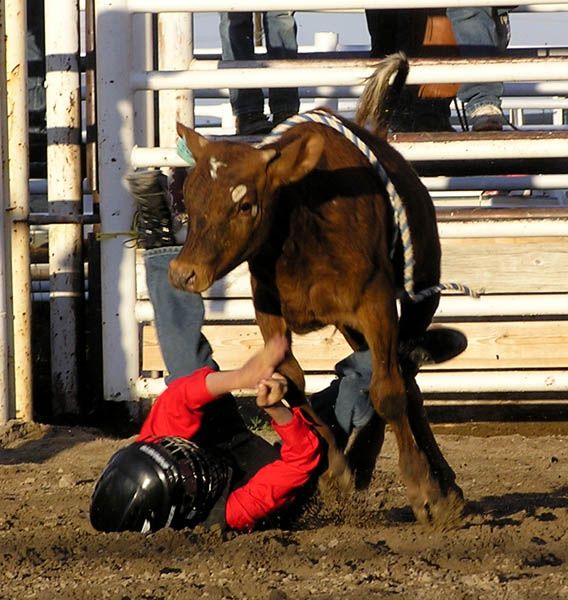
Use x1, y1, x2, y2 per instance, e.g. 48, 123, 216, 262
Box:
219, 12, 300, 118
309, 350, 374, 442
447, 7, 509, 116
144, 247, 217, 384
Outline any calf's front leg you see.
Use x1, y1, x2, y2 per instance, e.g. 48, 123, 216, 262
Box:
253, 306, 352, 490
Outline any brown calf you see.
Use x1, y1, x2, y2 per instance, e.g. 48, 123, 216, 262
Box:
170, 54, 464, 527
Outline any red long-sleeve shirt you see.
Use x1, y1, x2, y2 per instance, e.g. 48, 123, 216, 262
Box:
137, 367, 322, 531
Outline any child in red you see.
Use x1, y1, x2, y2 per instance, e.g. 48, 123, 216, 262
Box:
90, 336, 323, 533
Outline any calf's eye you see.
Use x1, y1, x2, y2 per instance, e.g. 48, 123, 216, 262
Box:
239, 202, 252, 213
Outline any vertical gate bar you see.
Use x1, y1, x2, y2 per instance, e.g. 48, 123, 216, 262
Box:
95, 0, 139, 402
45, 0, 83, 415
85, 0, 98, 194
0, 0, 13, 423
5, 0, 33, 421
157, 11, 194, 145
133, 12, 155, 148
313, 31, 339, 111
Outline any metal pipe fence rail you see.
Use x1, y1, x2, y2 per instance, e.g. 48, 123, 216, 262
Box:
0, 0, 10, 424
128, 1, 568, 12
2, 0, 33, 422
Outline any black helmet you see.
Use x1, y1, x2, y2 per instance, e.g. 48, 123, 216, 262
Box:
90, 437, 231, 533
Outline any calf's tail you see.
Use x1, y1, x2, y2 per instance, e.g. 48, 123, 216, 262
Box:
355, 52, 409, 138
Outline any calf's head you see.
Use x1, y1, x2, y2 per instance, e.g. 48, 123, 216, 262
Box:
169, 122, 325, 293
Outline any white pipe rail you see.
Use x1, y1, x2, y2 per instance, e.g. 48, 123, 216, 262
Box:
95, 0, 139, 402
6, 0, 32, 421
157, 13, 194, 139
424, 175, 568, 191
131, 57, 568, 91
181, 81, 568, 98
130, 134, 568, 167
0, 0, 11, 424
135, 293, 568, 324
437, 218, 568, 238
45, 0, 83, 415
136, 369, 568, 399
418, 371, 568, 393
127, 0, 568, 13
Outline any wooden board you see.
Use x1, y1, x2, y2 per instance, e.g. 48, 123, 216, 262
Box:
137, 236, 568, 301
142, 320, 568, 373
441, 236, 568, 294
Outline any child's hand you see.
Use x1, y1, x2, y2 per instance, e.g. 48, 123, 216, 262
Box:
204, 335, 288, 400
256, 373, 293, 425
256, 373, 288, 408
237, 335, 288, 389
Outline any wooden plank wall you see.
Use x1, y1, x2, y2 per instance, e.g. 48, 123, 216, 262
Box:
138, 228, 568, 409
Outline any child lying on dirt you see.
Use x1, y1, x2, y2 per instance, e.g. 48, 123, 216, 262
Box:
90, 335, 325, 533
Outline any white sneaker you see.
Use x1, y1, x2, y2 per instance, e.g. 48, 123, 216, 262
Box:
469, 104, 505, 132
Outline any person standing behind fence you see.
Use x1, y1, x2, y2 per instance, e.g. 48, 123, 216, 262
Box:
364, 9, 455, 132
446, 7, 510, 131
219, 12, 300, 135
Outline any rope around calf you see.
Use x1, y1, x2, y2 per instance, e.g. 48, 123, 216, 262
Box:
262, 110, 480, 302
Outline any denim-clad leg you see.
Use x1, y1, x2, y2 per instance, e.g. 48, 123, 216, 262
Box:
309, 349, 374, 443
219, 11, 299, 118
219, 12, 265, 118
263, 11, 300, 116
144, 247, 218, 383
446, 7, 507, 116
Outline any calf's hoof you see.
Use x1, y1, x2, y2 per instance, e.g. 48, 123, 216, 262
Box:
409, 479, 465, 530
319, 446, 353, 495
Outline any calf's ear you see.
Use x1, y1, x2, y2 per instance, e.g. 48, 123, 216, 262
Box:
266, 131, 325, 188
176, 122, 209, 161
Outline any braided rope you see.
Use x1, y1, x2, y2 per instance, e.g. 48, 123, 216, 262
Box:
261, 110, 479, 301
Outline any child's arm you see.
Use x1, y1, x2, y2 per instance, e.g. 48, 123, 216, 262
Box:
224, 372, 322, 531
138, 335, 288, 441
204, 335, 288, 397
225, 406, 322, 531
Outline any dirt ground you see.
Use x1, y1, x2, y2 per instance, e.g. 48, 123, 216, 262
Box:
1, 419, 567, 600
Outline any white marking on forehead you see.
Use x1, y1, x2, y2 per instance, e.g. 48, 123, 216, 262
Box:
209, 157, 227, 180
231, 184, 247, 203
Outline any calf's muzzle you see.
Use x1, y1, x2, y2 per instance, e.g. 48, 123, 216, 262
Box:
168, 256, 197, 292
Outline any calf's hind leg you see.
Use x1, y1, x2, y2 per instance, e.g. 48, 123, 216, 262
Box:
399, 297, 465, 523
356, 281, 462, 528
